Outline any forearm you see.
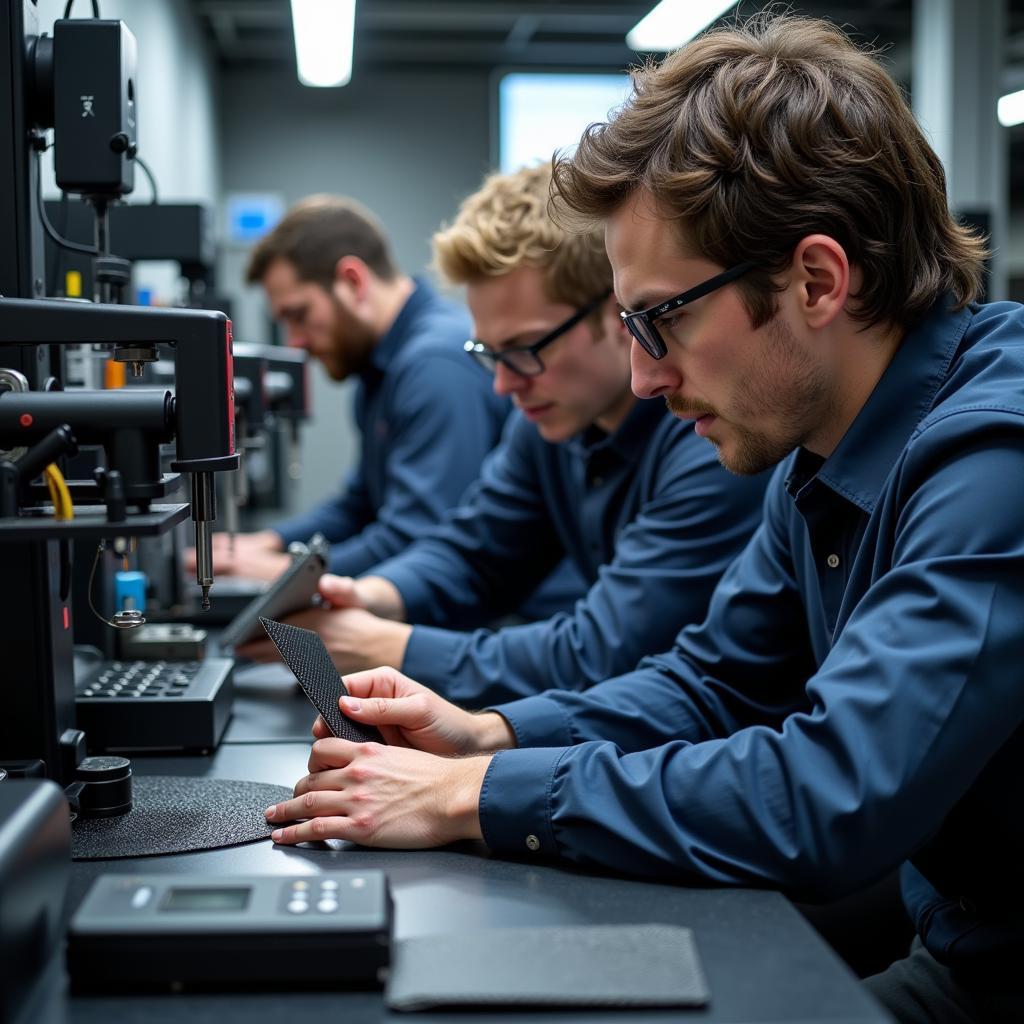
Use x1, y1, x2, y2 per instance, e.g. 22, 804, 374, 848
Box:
444, 755, 493, 841
469, 711, 517, 753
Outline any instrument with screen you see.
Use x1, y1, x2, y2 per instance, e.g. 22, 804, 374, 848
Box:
67, 871, 392, 990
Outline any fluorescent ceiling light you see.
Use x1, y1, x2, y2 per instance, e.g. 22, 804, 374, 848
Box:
998, 89, 1024, 127
627, 0, 739, 52
290, 0, 356, 87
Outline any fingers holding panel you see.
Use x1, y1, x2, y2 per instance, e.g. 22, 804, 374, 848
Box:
266, 786, 346, 825
306, 737, 360, 774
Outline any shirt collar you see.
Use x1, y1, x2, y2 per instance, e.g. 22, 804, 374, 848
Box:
569, 396, 669, 462
791, 298, 972, 512
368, 276, 436, 374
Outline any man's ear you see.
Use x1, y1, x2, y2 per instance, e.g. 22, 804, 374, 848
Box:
332, 255, 371, 302
790, 234, 849, 330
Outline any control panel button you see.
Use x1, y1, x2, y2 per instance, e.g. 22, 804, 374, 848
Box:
131, 886, 153, 909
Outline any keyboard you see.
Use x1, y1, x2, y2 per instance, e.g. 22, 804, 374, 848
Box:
75, 658, 234, 753
78, 660, 203, 699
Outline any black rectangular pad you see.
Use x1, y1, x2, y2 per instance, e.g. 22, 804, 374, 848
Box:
384, 924, 710, 1010
259, 617, 384, 744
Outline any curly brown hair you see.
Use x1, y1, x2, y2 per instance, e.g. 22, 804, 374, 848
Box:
552, 13, 987, 330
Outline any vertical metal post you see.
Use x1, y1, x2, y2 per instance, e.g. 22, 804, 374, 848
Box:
913, 0, 1007, 298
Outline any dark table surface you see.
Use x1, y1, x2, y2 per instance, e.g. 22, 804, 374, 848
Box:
48, 676, 891, 1024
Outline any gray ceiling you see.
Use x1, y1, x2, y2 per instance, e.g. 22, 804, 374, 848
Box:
191, 0, 1024, 196
191, 0, 916, 75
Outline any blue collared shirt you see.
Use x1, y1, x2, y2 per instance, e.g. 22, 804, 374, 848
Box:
273, 278, 509, 575
371, 399, 768, 706
481, 299, 1024, 970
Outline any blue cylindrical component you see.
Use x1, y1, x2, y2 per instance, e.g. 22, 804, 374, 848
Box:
114, 570, 147, 613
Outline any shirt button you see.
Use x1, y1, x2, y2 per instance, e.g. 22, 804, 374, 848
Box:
525, 835, 540, 852
591, 476, 604, 487
826, 553, 840, 569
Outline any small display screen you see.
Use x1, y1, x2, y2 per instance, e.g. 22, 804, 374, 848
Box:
162, 887, 251, 912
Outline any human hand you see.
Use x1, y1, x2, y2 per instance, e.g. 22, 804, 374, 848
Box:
183, 529, 288, 581
319, 574, 405, 620
310, 665, 516, 756
317, 574, 364, 609
264, 739, 490, 849
235, 606, 411, 672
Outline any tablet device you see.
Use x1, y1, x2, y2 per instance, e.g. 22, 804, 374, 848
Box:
258, 616, 385, 744
219, 535, 328, 649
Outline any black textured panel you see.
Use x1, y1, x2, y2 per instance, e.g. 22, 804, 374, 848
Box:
71, 777, 291, 860
386, 925, 710, 1010
260, 617, 384, 744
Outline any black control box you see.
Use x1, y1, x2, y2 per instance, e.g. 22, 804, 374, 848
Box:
75, 658, 234, 753
52, 19, 137, 196
68, 871, 392, 991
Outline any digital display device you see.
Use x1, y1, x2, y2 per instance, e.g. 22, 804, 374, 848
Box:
68, 871, 392, 990
163, 887, 251, 913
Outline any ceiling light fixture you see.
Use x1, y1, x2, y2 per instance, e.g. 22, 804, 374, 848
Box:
290, 0, 356, 88
998, 88, 1024, 127
626, 0, 739, 52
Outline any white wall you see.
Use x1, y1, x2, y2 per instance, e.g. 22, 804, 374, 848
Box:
36, 0, 221, 300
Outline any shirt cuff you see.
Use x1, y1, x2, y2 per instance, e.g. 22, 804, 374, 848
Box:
478, 746, 568, 857
371, 561, 433, 622
489, 694, 575, 748
400, 624, 461, 684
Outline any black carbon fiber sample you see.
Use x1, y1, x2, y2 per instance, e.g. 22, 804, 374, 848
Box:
385, 925, 710, 1010
259, 617, 384, 744
71, 777, 291, 860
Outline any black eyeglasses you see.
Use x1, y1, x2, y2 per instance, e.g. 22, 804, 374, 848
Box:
464, 290, 611, 378
621, 263, 755, 360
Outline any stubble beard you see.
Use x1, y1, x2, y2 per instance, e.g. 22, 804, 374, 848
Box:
324, 297, 376, 381
668, 315, 834, 477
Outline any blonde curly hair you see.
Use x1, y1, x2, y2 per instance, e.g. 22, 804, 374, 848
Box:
433, 164, 612, 309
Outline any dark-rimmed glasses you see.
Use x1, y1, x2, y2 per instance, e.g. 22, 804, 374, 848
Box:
464, 290, 612, 378
621, 263, 755, 360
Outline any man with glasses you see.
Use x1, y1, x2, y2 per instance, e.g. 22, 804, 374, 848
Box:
266, 17, 1024, 1022
239, 165, 767, 705
186, 194, 509, 580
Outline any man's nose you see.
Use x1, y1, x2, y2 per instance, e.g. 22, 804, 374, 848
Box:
630, 341, 676, 400
493, 361, 528, 396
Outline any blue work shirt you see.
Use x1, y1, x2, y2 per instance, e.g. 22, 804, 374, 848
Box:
480, 298, 1024, 971
371, 399, 768, 706
273, 278, 508, 575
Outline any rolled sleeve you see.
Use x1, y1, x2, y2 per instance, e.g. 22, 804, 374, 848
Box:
478, 746, 569, 858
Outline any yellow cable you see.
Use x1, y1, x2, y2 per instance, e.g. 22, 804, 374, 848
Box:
44, 467, 60, 513
53, 466, 73, 520
43, 463, 74, 520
